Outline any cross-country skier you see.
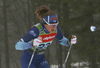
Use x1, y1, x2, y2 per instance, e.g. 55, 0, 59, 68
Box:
15, 5, 77, 68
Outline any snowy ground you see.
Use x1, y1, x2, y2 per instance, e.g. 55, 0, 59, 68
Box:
50, 62, 89, 68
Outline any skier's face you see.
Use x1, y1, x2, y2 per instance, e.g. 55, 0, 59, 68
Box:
44, 23, 58, 33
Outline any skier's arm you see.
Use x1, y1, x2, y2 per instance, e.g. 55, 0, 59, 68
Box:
55, 26, 70, 47
15, 39, 33, 50
15, 27, 39, 50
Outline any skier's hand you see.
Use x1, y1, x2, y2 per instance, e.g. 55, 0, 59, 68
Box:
71, 35, 77, 45
33, 38, 42, 47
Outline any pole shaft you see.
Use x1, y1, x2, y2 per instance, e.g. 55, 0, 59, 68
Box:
28, 48, 36, 68
63, 45, 72, 68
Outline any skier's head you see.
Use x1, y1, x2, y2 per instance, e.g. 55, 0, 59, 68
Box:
35, 5, 59, 33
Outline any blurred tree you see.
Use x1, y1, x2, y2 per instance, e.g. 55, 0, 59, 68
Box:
0, 2, 2, 68
2, 0, 10, 68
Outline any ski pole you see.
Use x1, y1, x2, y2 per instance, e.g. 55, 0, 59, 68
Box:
63, 44, 72, 68
28, 47, 36, 68
63, 35, 77, 68
28, 38, 42, 68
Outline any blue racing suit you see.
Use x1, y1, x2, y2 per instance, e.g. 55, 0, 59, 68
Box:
15, 23, 69, 68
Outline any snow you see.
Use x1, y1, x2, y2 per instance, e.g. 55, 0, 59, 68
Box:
50, 62, 89, 68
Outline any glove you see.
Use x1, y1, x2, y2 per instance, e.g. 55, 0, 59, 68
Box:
33, 38, 42, 47
71, 35, 77, 45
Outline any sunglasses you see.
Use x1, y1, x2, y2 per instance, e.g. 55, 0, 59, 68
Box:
43, 18, 59, 27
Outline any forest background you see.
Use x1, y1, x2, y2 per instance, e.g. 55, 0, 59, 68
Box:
0, 0, 100, 68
